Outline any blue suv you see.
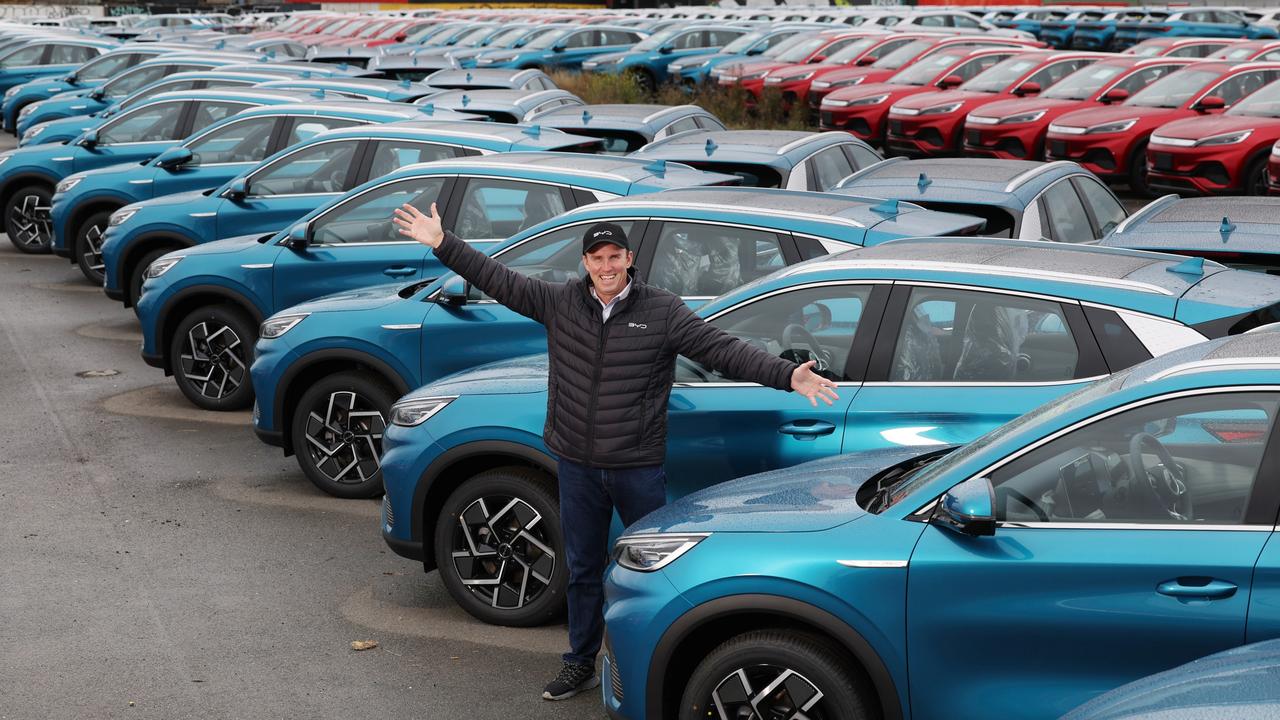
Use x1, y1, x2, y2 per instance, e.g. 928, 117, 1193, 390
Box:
252, 190, 985, 499
54, 100, 432, 284
472, 26, 648, 71
581, 25, 750, 91
667, 25, 824, 85
134, 154, 737, 420
0, 36, 117, 99
602, 324, 1280, 720
377, 236, 1280, 628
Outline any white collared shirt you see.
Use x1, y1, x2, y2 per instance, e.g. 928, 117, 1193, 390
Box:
590, 277, 632, 322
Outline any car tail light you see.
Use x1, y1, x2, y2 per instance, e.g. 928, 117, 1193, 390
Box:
1203, 422, 1268, 443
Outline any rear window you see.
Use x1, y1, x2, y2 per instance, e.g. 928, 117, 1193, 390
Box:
679, 161, 782, 188
908, 201, 1016, 238
565, 129, 649, 154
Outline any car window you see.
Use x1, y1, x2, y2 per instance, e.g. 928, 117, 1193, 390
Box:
661, 116, 700, 137
250, 140, 361, 196
918, 14, 948, 27
284, 117, 365, 145
1025, 59, 1094, 89
706, 30, 744, 47
0, 46, 44, 68
989, 392, 1279, 525
1073, 177, 1127, 237
49, 45, 97, 65
562, 31, 593, 49
648, 221, 784, 297
600, 30, 639, 46
1168, 43, 1218, 58
96, 101, 185, 144
676, 284, 873, 383
187, 117, 276, 165
190, 101, 254, 131
1206, 71, 1280, 106
844, 143, 882, 170
889, 286, 1080, 382
311, 176, 447, 245
695, 114, 725, 130
955, 55, 1011, 83
1040, 180, 1094, 243
809, 146, 856, 191
480, 220, 638, 297
954, 15, 983, 29
669, 31, 705, 51
455, 179, 568, 241
1110, 64, 1179, 96
368, 140, 459, 180
76, 52, 143, 82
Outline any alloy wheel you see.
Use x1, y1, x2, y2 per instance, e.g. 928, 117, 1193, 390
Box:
301, 390, 385, 486
178, 320, 248, 402
10, 192, 50, 250
709, 664, 827, 720
450, 494, 556, 610
80, 222, 106, 281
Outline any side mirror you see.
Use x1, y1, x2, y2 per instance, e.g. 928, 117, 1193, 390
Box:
439, 275, 470, 305
931, 476, 996, 537
1195, 95, 1226, 113
284, 223, 309, 250
938, 74, 964, 89
154, 145, 192, 170
746, 47, 763, 56
394, 32, 407, 42
551, 44, 565, 53
225, 177, 248, 200
1099, 87, 1129, 104
79, 129, 98, 148
809, 55, 827, 63
1013, 81, 1041, 97
65, 73, 78, 85
89, 88, 105, 101
855, 56, 876, 66
658, 45, 674, 54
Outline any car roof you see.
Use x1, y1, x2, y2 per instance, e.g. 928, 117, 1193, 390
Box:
837, 158, 1082, 208
425, 68, 544, 84
527, 103, 704, 128
634, 130, 854, 165
230, 100, 430, 120
1104, 196, 1280, 255
313, 119, 597, 150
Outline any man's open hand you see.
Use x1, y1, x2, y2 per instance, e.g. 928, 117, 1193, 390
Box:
791, 361, 839, 407
393, 202, 444, 248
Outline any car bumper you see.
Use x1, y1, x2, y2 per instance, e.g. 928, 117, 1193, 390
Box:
1146, 144, 1244, 194
601, 564, 692, 720
379, 424, 447, 565
963, 122, 1044, 160
886, 113, 964, 156
819, 104, 889, 142
1044, 133, 1129, 178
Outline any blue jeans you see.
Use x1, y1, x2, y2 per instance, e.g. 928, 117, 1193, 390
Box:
557, 458, 666, 667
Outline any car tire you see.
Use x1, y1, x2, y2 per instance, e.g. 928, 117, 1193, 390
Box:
170, 304, 256, 412
290, 371, 394, 499
127, 247, 169, 308
680, 630, 872, 720
1128, 141, 1153, 198
434, 467, 566, 627
4, 184, 53, 253
1245, 154, 1270, 196
74, 209, 113, 284
628, 68, 655, 94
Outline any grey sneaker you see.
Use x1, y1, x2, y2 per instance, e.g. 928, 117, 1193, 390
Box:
542, 661, 599, 701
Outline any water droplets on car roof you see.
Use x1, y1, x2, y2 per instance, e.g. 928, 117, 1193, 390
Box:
868, 160, 1040, 184
1151, 197, 1280, 225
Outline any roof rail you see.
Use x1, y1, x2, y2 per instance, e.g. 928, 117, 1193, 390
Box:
1148, 358, 1280, 382
834, 156, 907, 189
1002, 160, 1078, 192
1109, 193, 1179, 235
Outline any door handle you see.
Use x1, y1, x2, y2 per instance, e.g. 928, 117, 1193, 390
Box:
779, 420, 837, 439
1157, 578, 1237, 600
383, 266, 416, 277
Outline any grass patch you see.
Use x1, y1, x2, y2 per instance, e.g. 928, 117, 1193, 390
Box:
547, 69, 814, 130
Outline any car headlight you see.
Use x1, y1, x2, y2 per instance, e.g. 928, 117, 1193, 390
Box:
740, 70, 767, 81
142, 255, 182, 280
1272, 141, 1280, 158
1196, 129, 1252, 146
826, 77, 865, 89
258, 312, 309, 340
999, 109, 1046, 124
17, 104, 37, 119
388, 396, 456, 427
678, 58, 710, 71
1085, 119, 1137, 134
613, 533, 709, 572
848, 93, 889, 106
812, 80, 831, 89
55, 175, 84, 194
1047, 122, 1086, 135
919, 102, 963, 116
108, 207, 138, 226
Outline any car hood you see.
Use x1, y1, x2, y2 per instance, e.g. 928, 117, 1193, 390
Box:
672, 52, 741, 68
405, 353, 550, 398
827, 81, 930, 102
893, 89, 994, 110
130, 188, 214, 214
813, 67, 886, 85
1153, 113, 1280, 140
1060, 639, 1280, 720
285, 281, 408, 314
179, 231, 277, 258
769, 61, 839, 80
626, 446, 942, 535
1055, 103, 1175, 128
970, 96, 1086, 118
732, 59, 784, 76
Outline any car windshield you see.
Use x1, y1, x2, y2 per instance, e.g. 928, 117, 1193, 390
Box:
1211, 46, 1257, 60
454, 27, 496, 48
889, 50, 967, 86
760, 33, 810, 59
492, 26, 535, 48
632, 27, 681, 52
404, 24, 448, 44
775, 35, 830, 63
961, 57, 1039, 93
824, 36, 883, 64
1127, 68, 1219, 108
721, 29, 768, 54
525, 28, 576, 50
356, 22, 388, 39
872, 39, 930, 69
1042, 63, 1127, 100
1227, 80, 1280, 117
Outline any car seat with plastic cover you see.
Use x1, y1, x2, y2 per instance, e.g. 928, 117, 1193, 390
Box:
952, 301, 1028, 381
891, 306, 944, 381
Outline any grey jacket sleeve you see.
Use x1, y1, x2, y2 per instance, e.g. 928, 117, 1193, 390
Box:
667, 299, 796, 392
433, 231, 558, 325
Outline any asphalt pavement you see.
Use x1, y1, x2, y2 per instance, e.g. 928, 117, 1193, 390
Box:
0, 137, 603, 719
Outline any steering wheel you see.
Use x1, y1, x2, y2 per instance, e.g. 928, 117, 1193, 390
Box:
782, 323, 830, 373
1127, 432, 1192, 520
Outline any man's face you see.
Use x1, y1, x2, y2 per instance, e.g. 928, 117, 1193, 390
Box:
583, 243, 633, 298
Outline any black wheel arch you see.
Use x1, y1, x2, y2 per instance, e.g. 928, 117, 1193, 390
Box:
647, 594, 902, 720
411, 441, 557, 572
158, 284, 264, 374
118, 232, 194, 306
68, 199, 123, 245
275, 349, 411, 456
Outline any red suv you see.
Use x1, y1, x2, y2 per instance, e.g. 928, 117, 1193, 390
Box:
808, 34, 1043, 109
964, 56, 1192, 160
819, 47, 1021, 144
1147, 76, 1280, 195
716, 30, 882, 101
886, 51, 1105, 157
1208, 39, 1280, 61
762, 33, 932, 108
1046, 61, 1280, 195
1124, 37, 1241, 59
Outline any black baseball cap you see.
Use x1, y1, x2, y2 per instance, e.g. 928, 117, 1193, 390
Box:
582, 222, 629, 254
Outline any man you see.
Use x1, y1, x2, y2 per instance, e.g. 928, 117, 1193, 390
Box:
392, 203, 838, 701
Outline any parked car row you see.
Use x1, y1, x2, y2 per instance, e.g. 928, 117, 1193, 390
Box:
7, 9, 1280, 720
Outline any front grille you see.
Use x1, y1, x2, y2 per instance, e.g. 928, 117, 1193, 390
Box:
820, 111, 834, 127
1048, 139, 1067, 157
966, 129, 982, 146
1152, 152, 1173, 171
888, 119, 904, 135
383, 495, 395, 528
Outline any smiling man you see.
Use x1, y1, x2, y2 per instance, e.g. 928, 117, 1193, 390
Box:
393, 202, 837, 702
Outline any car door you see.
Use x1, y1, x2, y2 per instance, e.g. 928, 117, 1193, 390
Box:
0, 45, 50, 91
271, 174, 454, 311
73, 99, 194, 173
906, 389, 1280, 720
553, 29, 604, 70
845, 284, 1108, 453
150, 114, 281, 198
664, 279, 889, 498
